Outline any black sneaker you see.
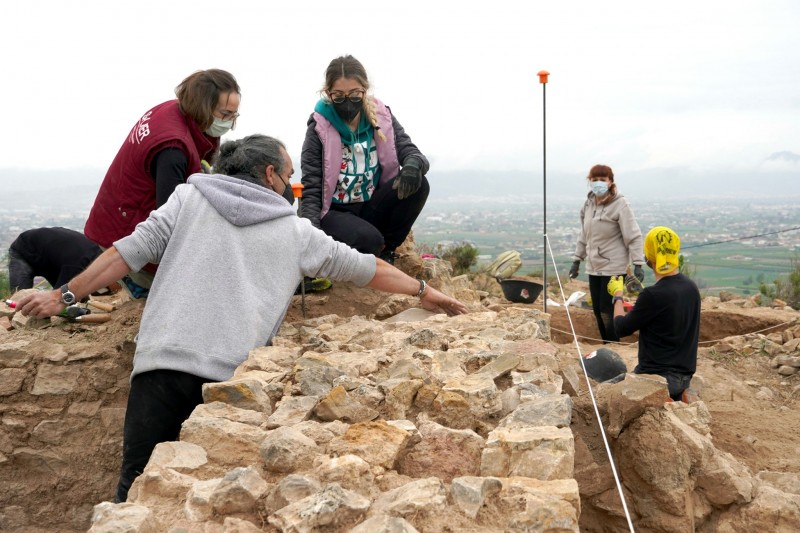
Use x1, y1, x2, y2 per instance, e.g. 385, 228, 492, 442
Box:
379, 250, 398, 265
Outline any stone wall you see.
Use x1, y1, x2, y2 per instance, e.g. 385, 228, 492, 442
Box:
88, 306, 585, 532
0, 305, 138, 531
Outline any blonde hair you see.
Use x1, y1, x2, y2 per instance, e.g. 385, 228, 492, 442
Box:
323, 55, 386, 142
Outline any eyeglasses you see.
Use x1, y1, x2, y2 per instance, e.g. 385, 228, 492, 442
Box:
216, 109, 240, 121
329, 90, 365, 104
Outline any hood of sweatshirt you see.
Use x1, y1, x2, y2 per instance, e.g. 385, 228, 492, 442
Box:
188, 173, 295, 227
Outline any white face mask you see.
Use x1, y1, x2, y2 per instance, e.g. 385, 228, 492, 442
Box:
205, 117, 234, 137
590, 181, 609, 196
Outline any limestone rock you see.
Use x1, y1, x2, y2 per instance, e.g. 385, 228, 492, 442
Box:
264, 474, 322, 512
0, 340, 33, 367
209, 466, 269, 515
297, 364, 346, 397
499, 393, 573, 429
259, 426, 319, 473
430, 351, 467, 384
327, 421, 410, 470
476, 352, 520, 379
0, 368, 27, 396
314, 385, 379, 423
31, 363, 80, 395
398, 418, 484, 482
89, 502, 160, 532
379, 378, 424, 419
714, 483, 800, 532
481, 426, 574, 480
146, 441, 208, 473
450, 476, 503, 518
191, 401, 265, 427
312, 454, 374, 491
441, 373, 502, 420
202, 372, 280, 414
265, 395, 319, 428
127, 466, 198, 504
180, 414, 267, 467
512, 366, 564, 394
184, 478, 222, 522
11, 313, 49, 330
350, 515, 421, 532
602, 373, 670, 437
371, 477, 447, 516
429, 390, 473, 430
268, 483, 370, 532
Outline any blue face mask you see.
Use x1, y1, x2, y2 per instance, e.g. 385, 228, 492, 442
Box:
590, 181, 609, 196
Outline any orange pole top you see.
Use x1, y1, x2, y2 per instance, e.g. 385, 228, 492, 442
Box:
538, 70, 550, 84
291, 182, 305, 198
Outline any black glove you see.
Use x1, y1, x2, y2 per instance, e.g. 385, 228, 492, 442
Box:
393, 158, 423, 200
568, 260, 580, 279
633, 264, 644, 283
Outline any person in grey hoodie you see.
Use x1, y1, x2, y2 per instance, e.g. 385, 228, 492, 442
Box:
568, 164, 645, 343
17, 134, 467, 503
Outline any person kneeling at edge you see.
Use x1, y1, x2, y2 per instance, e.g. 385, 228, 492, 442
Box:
7, 227, 117, 296
17, 134, 468, 504
607, 226, 701, 402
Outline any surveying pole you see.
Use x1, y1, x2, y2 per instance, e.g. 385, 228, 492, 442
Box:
538, 70, 549, 313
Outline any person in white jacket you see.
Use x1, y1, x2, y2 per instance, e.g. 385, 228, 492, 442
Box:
568, 164, 645, 343
17, 134, 467, 503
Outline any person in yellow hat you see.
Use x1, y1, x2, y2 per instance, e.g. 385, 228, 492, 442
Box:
607, 226, 701, 401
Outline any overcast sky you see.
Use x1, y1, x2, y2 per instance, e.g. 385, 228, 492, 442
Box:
2, 1, 798, 195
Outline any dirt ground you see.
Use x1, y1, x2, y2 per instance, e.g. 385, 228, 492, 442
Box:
543, 283, 800, 523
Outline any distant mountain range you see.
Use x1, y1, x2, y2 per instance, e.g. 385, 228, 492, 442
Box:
2, 160, 798, 211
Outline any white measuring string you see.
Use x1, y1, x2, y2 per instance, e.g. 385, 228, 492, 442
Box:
544, 234, 636, 532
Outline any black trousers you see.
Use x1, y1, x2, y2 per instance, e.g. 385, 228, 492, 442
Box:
114, 369, 212, 503
320, 176, 429, 256
589, 274, 624, 343
7, 248, 35, 291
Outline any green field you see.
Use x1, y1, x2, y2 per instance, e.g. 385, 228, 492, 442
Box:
414, 203, 799, 298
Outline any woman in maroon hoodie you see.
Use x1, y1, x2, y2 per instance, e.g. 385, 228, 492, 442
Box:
84, 69, 240, 293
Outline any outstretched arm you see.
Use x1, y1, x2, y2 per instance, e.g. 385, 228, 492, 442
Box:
367, 258, 467, 316
17, 247, 132, 318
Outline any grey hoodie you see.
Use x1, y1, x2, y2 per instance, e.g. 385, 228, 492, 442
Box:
114, 173, 376, 381
573, 192, 645, 276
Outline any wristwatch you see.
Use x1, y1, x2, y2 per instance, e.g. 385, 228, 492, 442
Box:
612, 295, 624, 305
416, 279, 427, 298
60, 284, 77, 306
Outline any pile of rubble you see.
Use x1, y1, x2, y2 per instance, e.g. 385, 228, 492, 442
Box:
2, 259, 800, 532
90, 305, 584, 532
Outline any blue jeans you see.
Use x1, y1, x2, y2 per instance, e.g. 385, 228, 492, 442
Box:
663, 372, 693, 402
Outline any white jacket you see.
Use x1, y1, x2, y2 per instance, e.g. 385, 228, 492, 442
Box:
573, 192, 645, 276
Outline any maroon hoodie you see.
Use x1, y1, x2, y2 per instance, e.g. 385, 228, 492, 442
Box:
85, 100, 217, 271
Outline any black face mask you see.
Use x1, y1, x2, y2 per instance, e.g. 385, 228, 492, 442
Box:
274, 174, 295, 205
333, 99, 361, 123
281, 183, 295, 205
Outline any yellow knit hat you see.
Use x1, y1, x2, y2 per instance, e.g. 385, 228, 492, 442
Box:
644, 226, 680, 275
